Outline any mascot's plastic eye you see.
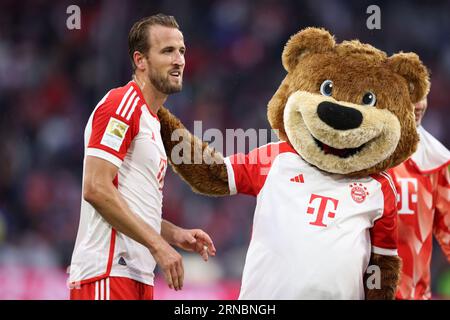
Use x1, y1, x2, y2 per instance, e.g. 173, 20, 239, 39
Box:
320, 80, 333, 96
362, 92, 377, 106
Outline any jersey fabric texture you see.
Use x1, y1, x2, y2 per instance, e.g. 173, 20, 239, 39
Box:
389, 126, 450, 300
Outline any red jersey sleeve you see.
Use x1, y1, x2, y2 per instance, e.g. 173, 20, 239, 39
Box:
224, 142, 293, 196
370, 172, 399, 256
433, 166, 450, 262
86, 85, 142, 167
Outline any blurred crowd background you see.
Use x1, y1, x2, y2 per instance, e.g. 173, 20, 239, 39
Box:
0, 0, 449, 299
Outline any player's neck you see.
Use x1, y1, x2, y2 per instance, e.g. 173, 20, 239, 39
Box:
132, 74, 167, 115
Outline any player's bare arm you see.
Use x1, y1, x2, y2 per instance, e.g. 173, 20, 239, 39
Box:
161, 220, 217, 261
83, 155, 184, 290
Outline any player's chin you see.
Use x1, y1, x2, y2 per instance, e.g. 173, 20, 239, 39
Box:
170, 84, 183, 93
414, 115, 422, 127
163, 83, 183, 94
169, 78, 183, 89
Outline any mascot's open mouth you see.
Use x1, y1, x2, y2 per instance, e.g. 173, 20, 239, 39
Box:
313, 136, 365, 158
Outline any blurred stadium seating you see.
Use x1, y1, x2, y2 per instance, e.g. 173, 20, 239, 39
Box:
0, 0, 449, 299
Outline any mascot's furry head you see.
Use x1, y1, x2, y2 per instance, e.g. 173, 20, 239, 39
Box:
268, 27, 430, 176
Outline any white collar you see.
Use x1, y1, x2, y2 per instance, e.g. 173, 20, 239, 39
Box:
409, 126, 450, 173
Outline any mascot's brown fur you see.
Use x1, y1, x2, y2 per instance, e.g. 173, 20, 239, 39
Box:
158, 28, 430, 299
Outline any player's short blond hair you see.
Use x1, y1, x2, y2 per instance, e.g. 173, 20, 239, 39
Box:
128, 14, 180, 71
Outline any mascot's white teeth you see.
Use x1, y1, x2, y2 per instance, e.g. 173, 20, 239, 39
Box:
313, 136, 365, 158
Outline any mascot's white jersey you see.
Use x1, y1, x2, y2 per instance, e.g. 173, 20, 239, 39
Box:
224, 141, 398, 299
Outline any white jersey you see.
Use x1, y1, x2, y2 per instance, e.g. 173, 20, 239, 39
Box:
69, 81, 167, 286
224, 141, 398, 299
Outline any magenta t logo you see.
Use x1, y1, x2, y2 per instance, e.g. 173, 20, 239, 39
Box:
306, 194, 339, 227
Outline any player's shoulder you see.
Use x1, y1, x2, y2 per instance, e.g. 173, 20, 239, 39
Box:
410, 126, 450, 174
96, 81, 144, 122
106, 81, 134, 102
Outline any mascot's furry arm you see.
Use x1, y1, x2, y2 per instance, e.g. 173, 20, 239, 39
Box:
158, 106, 400, 300
158, 106, 229, 196
364, 254, 401, 300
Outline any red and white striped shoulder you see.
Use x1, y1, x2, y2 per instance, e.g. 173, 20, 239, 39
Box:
105, 81, 144, 122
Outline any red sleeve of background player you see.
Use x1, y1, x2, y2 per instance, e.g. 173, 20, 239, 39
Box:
224, 142, 293, 196
86, 85, 142, 168
433, 166, 450, 262
370, 172, 399, 256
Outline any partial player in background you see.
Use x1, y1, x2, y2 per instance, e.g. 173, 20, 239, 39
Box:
69, 14, 216, 300
388, 95, 450, 299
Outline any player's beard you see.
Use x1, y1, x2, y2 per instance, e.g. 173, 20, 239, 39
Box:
148, 68, 182, 95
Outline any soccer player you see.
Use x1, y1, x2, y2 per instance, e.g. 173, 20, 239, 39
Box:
69, 14, 216, 300
388, 96, 450, 299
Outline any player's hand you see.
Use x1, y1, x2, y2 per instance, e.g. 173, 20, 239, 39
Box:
172, 228, 216, 261
152, 240, 184, 291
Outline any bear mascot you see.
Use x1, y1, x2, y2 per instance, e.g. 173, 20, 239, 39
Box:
157, 27, 430, 299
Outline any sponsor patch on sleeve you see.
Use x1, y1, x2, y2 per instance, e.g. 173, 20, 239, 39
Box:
100, 117, 129, 151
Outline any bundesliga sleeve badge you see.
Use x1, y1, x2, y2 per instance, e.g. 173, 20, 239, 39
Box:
101, 117, 129, 151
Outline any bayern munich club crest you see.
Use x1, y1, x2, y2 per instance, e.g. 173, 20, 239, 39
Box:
349, 183, 369, 203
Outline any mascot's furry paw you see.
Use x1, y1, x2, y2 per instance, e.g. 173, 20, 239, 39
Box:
364, 253, 401, 300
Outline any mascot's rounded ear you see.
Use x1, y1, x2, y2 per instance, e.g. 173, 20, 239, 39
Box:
386, 52, 430, 103
282, 27, 335, 72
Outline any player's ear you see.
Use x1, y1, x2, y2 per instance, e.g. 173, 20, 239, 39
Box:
134, 51, 147, 71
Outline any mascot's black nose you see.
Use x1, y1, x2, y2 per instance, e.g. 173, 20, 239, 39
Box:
317, 101, 363, 130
